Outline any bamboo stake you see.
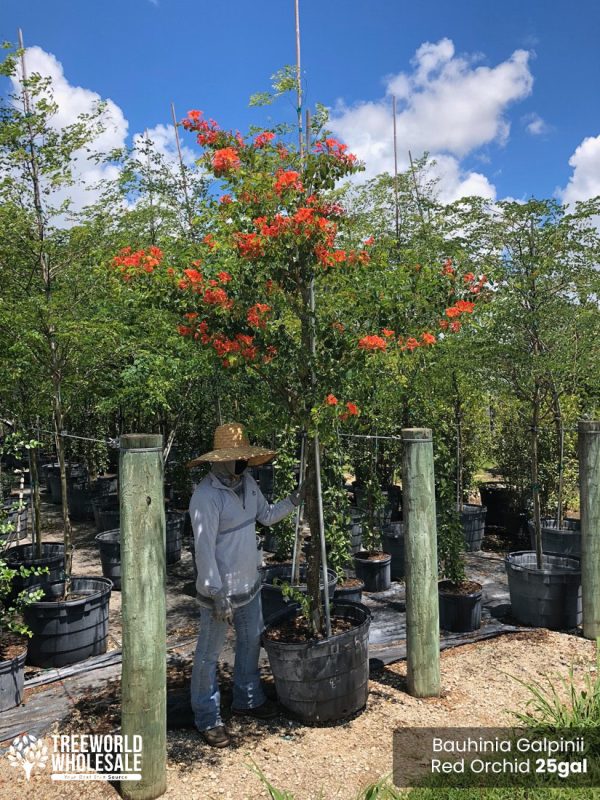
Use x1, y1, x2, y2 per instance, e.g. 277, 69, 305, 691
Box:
402, 428, 440, 697
291, 433, 307, 586
392, 95, 400, 241
408, 149, 427, 228
578, 421, 600, 639
170, 101, 194, 235
120, 434, 166, 799
295, 0, 303, 159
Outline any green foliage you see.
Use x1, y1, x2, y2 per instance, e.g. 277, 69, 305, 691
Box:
0, 555, 47, 638
274, 579, 312, 624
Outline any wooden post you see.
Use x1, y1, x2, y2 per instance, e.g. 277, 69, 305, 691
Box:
579, 421, 600, 640
120, 434, 167, 800
401, 428, 440, 697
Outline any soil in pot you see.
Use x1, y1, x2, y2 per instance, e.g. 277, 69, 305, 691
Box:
261, 601, 371, 722
334, 578, 364, 604
439, 579, 482, 633
0, 632, 27, 712
24, 576, 112, 668
353, 551, 391, 592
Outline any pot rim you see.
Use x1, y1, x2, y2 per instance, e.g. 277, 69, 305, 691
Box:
353, 550, 391, 563
24, 576, 113, 608
438, 579, 482, 598
261, 600, 371, 649
505, 550, 581, 575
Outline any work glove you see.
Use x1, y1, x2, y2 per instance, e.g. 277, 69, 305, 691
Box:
288, 482, 306, 507
212, 588, 233, 624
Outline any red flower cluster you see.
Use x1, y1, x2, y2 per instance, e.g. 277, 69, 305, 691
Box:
340, 401, 360, 421
442, 258, 455, 276
253, 131, 276, 148
445, 299, 475, 318
212, 148, 241, 176
112, 246, 163, 281
220, 194, 233, 205
203, 234, 216, 250
313, 137, 357, 166
181, 110, 221, 146
358, 335, 387, 351
326, 394, 338, 406
273, 169, 304, 195
247, 303, 271, 329
235, 232, 264, 260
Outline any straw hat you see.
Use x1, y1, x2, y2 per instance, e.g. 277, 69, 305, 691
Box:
186, 422, 277, 468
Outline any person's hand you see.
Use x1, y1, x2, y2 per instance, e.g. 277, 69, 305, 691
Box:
212, 589, 233, 624
288, 482, 306, 507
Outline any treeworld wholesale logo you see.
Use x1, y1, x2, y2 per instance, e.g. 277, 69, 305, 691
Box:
6, 733, 143, 781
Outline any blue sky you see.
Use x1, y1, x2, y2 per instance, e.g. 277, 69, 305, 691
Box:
2, 0, 600, 206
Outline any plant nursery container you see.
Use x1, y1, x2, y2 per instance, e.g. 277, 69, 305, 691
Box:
24, 576, 112, 668
438, 580, 482, 632
505, 551, 582, 630
381, 522, 405, 579
92, 495, 120, 534
95, 529, 121, 590
353, 551, 391, 592
333, 579, 364, 604
260, 564, 337, 624
0, 637, 27, 712
4, 542, 65, 598
460, 504, 487, 551
478, 483, 522, 531
527, 518, 581, 558
348, 507, 364, 554
165, 511, 184, 565
262, 601, 371, 722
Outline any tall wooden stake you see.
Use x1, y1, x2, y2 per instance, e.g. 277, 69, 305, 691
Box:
392, 95, 400, 241
579, 421, 600, 639
295, 0, 304, 158
120, 434, 167, 800
402, 428, 440, 697
170, 101, 194, 236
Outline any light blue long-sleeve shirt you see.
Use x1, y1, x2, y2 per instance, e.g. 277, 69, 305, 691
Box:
189, 470, 295, 607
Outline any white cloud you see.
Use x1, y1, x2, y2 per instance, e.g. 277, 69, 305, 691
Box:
330, 38, 533, 201
523, 112, 550, 136
559, 134, 600, 206
133, 123, 197, 168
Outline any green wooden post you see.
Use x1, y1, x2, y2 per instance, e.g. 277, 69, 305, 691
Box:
120, 434, 167, 800
579, 421, 600, 640
401, 428, 440, 697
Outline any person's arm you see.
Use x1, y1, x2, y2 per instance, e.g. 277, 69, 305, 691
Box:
190, 492, 223, 594
255, 482, 297, 527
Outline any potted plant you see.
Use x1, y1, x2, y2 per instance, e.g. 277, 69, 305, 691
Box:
437, 484, 482, 633
0, 556, 46, 712
333, 575, 365, 603
353, 477, 392, 592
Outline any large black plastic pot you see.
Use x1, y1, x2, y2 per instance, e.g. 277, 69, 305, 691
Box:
461, 504, 487, 552
438, 580, 482, 632
381, 522, 404, 580
260, 564, 337, 624
0, 638, 27, 712
166, 511, 184, 565
505, 551, 582, 630
68, 478, 112, 522
527, 518, 581, 558
262, 601, 371, 722
479, 483, 522, 531
353, 551, 391, 592
95, 529, 121, 590
23, 577, 112, 668
2, 502, 29, 541
93, 495, 120, 534
3, 542, 65, 597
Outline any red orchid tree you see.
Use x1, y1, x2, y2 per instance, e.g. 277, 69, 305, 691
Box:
112, 109, 486, 634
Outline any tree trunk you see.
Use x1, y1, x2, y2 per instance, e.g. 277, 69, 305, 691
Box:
531, 388, 543, 569
29, 446, 42, 557
550, 386, 565, 529
304, 437, 322, 635
452, 373, 464, 512
52, 371, 73, 595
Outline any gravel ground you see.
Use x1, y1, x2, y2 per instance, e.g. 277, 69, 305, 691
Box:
0, 629, 596, 800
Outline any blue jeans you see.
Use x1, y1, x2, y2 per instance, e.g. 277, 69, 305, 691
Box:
190, 591, 266, 731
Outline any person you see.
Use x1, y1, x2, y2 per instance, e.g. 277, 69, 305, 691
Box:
187, 422, 303, 747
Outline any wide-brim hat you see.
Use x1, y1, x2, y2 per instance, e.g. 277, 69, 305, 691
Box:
186, 422, 277, 469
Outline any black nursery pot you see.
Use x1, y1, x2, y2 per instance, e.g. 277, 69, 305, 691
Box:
333, 580, 364, 604
24, 577, 112, 668
438, 580, 482, 633
353, 551, 391, 592
261, 601, 371, 723
3, 542, 66, 597
95, 529, 121, 590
